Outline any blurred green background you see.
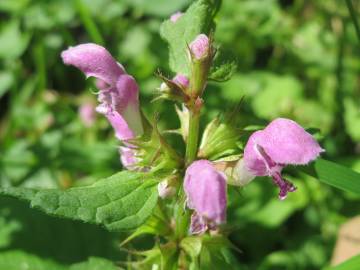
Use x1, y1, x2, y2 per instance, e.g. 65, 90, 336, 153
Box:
0, 0, 360, 269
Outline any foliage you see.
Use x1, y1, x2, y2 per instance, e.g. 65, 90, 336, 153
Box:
0, 0, 360, 269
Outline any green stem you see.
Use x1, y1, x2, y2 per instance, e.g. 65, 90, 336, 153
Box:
185, 109, 200, 165
345, 0, 360, 42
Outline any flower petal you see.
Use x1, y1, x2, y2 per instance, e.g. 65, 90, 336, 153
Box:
244, 118, 324, 176
184, 160, 227, 226
259, 118, 324, 165
61, 43, 124, 86
106, 111, 134, 141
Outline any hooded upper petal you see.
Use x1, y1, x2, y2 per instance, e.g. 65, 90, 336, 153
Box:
61, 43, 143, 138
61, 43, 125, 86
244, 118, 324, 176
184, 160, 227, 227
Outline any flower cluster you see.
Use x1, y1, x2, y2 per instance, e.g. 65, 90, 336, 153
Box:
62, 31, 324, 235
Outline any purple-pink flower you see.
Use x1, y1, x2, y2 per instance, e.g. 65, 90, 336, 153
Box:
62, 43, 143, 169
184, 160, 227, 234
189, 34, 210, 60
243, 118, 324, 200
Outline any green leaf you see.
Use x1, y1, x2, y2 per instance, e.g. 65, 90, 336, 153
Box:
305, 159, 360, 195
0, 251, 119, 270
0, 20, 30, 60
0, 71, 14, 98
0, 196, 120, 264
0, 250, 64, 270
124, 0, 191, 17
180, 236, 202, 260
325, 254, 360, 270
0, 171, 159, 231
160, 0, 219, 75
70, 257, 118, 270
208, 61, 237, 82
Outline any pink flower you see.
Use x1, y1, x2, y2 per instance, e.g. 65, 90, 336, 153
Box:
79, 102, 96, 127
189, 34, 210, 60
172, 74, 189, 89
184, 160, 227, 234
61, 43, 143, 140
62, 43, 143, 169
243, 118, 324, 200
170, 11, 183, 22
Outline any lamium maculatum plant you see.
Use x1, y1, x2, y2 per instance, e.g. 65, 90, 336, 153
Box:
1, 1, 336, 269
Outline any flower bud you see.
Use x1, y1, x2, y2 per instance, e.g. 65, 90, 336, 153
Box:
156, 74, 189, 102
184, 160, 227, 234
189, 34, 210, 60
157, 179, 176, 199
172, 74, 189, 89
170, 11, 183, 22
175, 104, 189, 141
119, 146, 139, 170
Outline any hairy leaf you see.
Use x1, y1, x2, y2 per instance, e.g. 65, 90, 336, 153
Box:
160, 0, 220, 75
0, 171, 158, 231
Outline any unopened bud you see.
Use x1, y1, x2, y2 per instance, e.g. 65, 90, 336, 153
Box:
158, 179, 176, 199
189, 34, 210, 60
173, 74, 189, 89
170, 12, 183, 23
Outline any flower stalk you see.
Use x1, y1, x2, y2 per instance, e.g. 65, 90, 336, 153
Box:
185, 106, 201, 165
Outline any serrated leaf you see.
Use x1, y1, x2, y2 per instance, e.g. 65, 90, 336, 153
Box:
160, 0, 219, 75
304, 159, 360, 195
0, 171, 159, 231
208, 61, 237, 82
